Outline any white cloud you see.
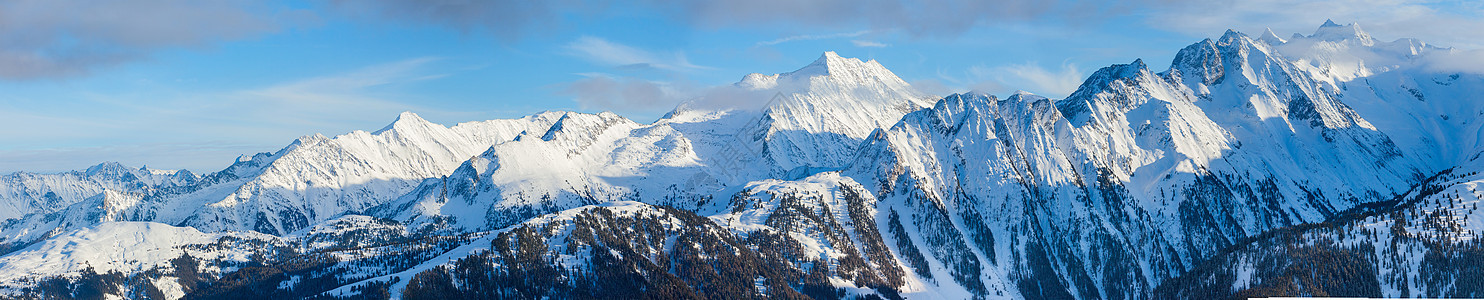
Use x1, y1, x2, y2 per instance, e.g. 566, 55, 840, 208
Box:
996, 61, 1085, 97
566, 36, 707, 72
560, 73, 689, 113
851, 40, 890, 48
1422, 49, 1484, 74
935, 61, 1084, 98
757, 30, 871, 46
908, 78, 954, 96
203, 57, 467, 131
246, 57, 441, 105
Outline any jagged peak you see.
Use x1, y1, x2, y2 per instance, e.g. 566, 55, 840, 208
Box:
294, 133, 330, 144
1309, 20, 1374, 45
1220, 29, 1243, 42
738, 73, 779, 90
926, 92, 997, 127
538, 111, 633, 142
373, 111, 438, 135
1007, 90, 1047, 102
1111, 58, 1150, 79
395, 110, 423, 121
938, 92, 996, 108
282, 133, 330, 154
782, 51, 902, 83
84, 162, 131, 176
1259, 27, 1288, 45
1171, 37, 1229, 86
1066, 58, 1151, 96
1057, 59, 1152, 120
1216, 30, 1261, 49
807, 51, 850, 71
173, 169, 197, 180
229, 152, 276, 171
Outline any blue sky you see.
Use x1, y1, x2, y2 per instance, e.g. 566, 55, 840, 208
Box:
3, 0, 1483, 173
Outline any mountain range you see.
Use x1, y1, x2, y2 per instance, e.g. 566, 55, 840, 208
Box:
1, 21, 1482, 299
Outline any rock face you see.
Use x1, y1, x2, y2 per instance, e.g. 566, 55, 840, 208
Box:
3, 22, 1484, 299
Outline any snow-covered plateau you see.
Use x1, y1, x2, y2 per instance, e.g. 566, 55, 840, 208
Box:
3, 21, 1484, 299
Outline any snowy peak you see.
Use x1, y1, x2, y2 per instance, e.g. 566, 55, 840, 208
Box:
737, 72, 779, 90
1006, 90, 1048, 103
791, 51, 853, 76
920, 92, 998, 130
1309, 20, 1375, 45
394, 110, 424, 122
932, 92, 997, 116
1259, 27, 1287, 45
1069, 59, 1151, 95
781, 51, 910, 88
83, 162, 131, 177
1056, 58, 1157, 120
373, 111, 437, 135
1170, 38, 1226, 86
712, 51, 923, 107
538, 111, 634, 142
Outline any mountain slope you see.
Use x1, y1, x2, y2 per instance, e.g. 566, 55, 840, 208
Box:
1158, 150, 1484, 298
826, 23, 1447, 298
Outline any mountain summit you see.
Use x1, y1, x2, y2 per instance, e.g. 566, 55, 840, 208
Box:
737, 51, 913, 94
373, 111, 434, 135
1310, 19, 1375, 45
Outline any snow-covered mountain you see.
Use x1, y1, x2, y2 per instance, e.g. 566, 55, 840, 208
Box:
3, 21, 1484, 299
370, 52, 933, 233
0, 162, 197, 223
0, 111, 565, 253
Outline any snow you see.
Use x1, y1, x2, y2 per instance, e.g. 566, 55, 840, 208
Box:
0, 222, 273, 289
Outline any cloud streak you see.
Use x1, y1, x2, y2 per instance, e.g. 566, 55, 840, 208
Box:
756, 31, 871, 46
566, 36, 707, 72
934, 61, 1085, 98
993, 61, 1085, 98
560, 73, 688, 114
